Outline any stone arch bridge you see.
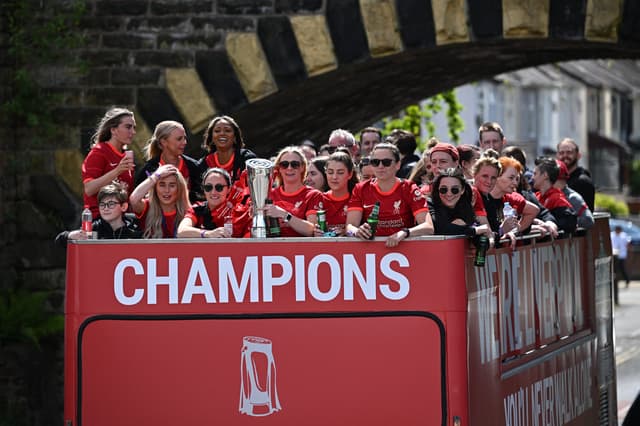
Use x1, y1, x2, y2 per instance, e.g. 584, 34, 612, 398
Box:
11, 0, 640, 234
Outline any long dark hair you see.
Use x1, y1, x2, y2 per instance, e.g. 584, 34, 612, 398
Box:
326, 150, 359, 192
431, 167, 474, 225
202, 115, 247, 181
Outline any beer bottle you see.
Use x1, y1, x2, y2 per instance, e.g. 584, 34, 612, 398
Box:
474, 235, 489, 267
265, 199, 280, 237
367, 201, 380, 240
317, 202, 327, 233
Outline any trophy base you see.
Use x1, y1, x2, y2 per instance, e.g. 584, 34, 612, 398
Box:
251, 227, 267, 238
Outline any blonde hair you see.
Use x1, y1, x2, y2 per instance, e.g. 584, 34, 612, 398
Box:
144, 120, 185, 160
143, 170, 190, 238
273, 146, 307, 187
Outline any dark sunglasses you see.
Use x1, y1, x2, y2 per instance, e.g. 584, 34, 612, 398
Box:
438, 186, 461, 195
98, 201, 122, 209
370, 158, 394, 167
203, 183, 228, 192
279, 160, 301, 169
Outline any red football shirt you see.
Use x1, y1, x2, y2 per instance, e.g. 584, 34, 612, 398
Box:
82, 142, 135, 218
269, 186, 322, 237
536, 187, 572, 210
348, 179, 427, 236
184, 201, 233, 229
137, 199, 178, 238
322, 191, 351, 235
205, 152, 234, 175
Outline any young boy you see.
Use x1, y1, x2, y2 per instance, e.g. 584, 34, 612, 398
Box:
55, 182, 142, 247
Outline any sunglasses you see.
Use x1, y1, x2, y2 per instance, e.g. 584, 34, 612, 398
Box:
279, 160, 301, 169
98, 201, 122, 209
203, 183, 228, 192
370, 158, 395, 167
438, 186, 461, 195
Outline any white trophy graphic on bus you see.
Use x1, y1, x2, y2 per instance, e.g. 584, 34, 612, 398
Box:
239, 336, 281, 417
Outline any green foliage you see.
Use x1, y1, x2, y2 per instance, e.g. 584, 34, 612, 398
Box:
595, 193, 629, 217
1, 0, 86, 137
630, 159, 640, 196
382, 89, 464, 151
0, 289, 64, 349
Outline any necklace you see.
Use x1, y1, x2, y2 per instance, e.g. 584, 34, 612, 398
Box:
112, 225, 125, 239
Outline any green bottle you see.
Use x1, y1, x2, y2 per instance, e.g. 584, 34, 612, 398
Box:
265, 199, 280, 237
367, 201, 380, 240
474, 235, 489, 267
317, 202, 327, 233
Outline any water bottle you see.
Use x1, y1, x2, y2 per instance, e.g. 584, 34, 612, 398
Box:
265, 199, 280, 237
474, 235, 489, 267
224, 215, 233, 237
317, 202, 327, 233
367, 201, 380, 240
503, 202, 516, 219
81, 207, 93, 238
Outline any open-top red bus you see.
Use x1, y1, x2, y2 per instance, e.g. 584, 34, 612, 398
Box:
64, 215, 616, 425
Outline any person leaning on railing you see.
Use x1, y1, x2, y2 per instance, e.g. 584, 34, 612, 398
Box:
55, 181, 142, 247
427, 167, 492, 239
345, 143, 434, 248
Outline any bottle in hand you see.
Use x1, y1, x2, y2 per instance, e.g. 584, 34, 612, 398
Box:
265, 199, 280, 237
367, 201, 380, 240
317, 202, 327, 233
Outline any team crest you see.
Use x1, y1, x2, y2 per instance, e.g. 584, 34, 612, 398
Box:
393, 200, 402, 215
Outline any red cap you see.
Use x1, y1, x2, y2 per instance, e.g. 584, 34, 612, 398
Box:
556, 160, 569, 180
430, 143, 459, 162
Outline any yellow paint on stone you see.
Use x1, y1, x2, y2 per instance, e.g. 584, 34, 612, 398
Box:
55, 149, 84, 198
503, 0, 549, 38
165, 68, 216, 133
226, 33, 278, 102
585, 0, 621, 42
431, 0, 470, 44
360, 0, 403, 57
290, 15, 337, 77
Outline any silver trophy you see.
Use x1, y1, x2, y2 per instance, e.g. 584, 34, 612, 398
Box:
246, 158, 274, 238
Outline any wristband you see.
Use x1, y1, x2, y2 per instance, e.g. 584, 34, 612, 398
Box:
283, 212, 293, 223
401, 228, 411, 238
200, 230, 206, 238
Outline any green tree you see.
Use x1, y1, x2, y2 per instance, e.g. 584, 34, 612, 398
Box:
1, 0, 86, 141
382, 89, 464, 151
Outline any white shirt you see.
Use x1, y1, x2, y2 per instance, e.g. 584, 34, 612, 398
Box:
611, 231, 630, 259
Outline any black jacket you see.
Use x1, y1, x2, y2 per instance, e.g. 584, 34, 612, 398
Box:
427, 198, 476, 236
55, 213, 143, 248
567, 166, 595, 211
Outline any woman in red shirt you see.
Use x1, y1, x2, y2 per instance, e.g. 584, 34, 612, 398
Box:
321, 150, 359, 236
265, 146, 322, 237
129, 164, 190, 238
82, 107, 136, 218
199, 116, 256, 206
346, 143, 433, 247
178, 168, 252, 238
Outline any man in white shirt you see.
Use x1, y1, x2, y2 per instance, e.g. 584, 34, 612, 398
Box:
611, 224, 631, 305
